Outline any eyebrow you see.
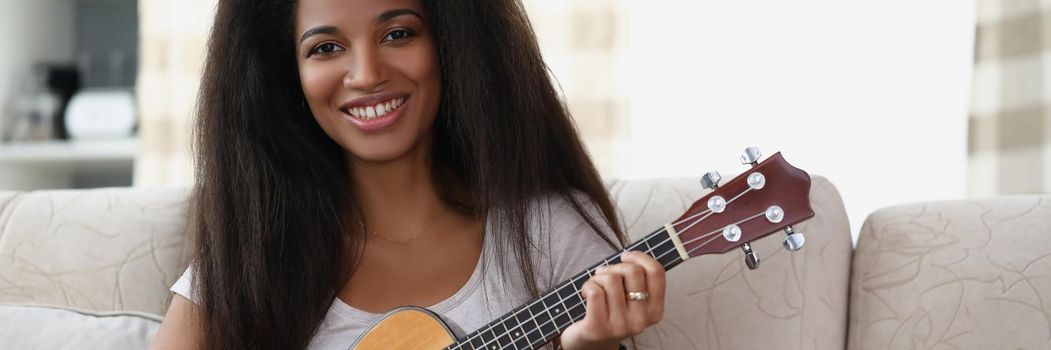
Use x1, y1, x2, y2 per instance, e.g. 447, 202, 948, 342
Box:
299, 26, 338, 44
299, 9, 422, 44
377, 8, 422, 23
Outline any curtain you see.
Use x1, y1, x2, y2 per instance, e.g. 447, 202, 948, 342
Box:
969, 0, 1051, 195
525, 0, 631, 177
134, 0, 215, 187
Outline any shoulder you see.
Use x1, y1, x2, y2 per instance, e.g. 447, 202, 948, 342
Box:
529, 190, 617, 238
170, 264, 200, 305
524, 190, 621, 288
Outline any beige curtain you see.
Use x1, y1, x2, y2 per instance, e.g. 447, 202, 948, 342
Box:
134, 0, 216, 187
524, 0, 631, 177
969, 0, 1051, 195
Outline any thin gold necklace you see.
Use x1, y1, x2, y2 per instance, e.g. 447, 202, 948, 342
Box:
359, 205, 448, 245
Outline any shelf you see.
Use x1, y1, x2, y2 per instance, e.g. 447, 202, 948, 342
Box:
0, 138, 138, 163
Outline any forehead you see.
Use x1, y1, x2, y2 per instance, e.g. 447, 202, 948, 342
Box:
295, 0, 425, 32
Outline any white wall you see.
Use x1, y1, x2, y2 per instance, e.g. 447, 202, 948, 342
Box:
622, 0, 976, 242
0, 0, 75, 140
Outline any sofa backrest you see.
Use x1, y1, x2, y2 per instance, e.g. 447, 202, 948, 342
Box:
0, 175, 854, 349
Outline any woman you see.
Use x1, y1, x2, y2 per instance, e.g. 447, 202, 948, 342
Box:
151, 0, 665, 349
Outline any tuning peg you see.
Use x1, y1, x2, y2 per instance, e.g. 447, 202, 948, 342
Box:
741, 243, 760, 270
740, 147, 762, 166
782, 226, 805, 251
700, 171, 722, 190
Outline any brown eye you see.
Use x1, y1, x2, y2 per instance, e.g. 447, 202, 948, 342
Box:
309, 42, 344, 56
381, 29, 414, 42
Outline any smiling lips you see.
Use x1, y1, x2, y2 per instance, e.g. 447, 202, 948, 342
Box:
339, 95, 408, 132
342, 97, 406, 121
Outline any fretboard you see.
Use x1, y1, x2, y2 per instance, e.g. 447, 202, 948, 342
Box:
445, 227, 686, 350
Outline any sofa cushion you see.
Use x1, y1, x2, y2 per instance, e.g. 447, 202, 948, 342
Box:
849, 196, 1051, 349
0, 188, 191, 316
608, 175, 853, 349
0, 303, 160, 349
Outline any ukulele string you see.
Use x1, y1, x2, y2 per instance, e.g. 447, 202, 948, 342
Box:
460, 207, 771, 350
452, 185, 761, 349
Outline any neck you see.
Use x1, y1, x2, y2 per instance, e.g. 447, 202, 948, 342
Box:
348, 139, 444, 239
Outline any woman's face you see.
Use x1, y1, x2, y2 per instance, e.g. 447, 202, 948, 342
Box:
295, 0, 441, 163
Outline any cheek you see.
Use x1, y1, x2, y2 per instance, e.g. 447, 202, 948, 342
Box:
395, 45, 441, 96
299, 63, 343, 107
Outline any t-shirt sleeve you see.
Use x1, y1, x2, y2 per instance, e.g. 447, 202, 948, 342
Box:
170, 264, 200, 304
534, 192, 621, 290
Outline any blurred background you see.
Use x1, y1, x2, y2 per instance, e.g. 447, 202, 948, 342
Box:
0, 0, 1044, 241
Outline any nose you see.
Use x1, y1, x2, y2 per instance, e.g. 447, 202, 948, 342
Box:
343, 45, 386, 91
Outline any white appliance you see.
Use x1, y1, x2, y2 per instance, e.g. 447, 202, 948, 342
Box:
64, 88, 136, 140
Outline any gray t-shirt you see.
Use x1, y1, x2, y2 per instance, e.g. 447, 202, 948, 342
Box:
170, 193, 619, 349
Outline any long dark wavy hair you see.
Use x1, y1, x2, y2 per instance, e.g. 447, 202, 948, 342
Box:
191, 0, 625, 348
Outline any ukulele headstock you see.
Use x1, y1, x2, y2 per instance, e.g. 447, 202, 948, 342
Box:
671, 147, 814, 269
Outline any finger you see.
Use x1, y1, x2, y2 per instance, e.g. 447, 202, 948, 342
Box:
602, 259, 649, 333
592, 269, 627, 334
602, 261, 646, 302
621, 251, 666, 321
580, 279, 608, 327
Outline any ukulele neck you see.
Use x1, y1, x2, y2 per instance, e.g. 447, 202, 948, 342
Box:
446, 227, 683, 350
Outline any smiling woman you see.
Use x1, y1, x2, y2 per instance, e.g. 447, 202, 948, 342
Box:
148, 1, 664, 349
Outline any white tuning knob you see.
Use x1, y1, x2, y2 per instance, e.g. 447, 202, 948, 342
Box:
740, 147, 762, 166
700, 171, 722, 190
783, 226, 805, 251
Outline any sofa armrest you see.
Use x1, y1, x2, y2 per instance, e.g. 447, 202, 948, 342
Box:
848, 196, 1051, 349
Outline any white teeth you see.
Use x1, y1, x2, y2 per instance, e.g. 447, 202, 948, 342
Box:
347, 97, 406, 120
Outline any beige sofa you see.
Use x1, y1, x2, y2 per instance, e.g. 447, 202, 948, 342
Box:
0, 177, 1048, 349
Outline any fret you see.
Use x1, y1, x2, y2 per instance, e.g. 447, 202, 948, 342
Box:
538, 294, 563, 340
469, 332, 486, 350
527, 300, 553, 347
566, 277, 588, 321
644, 229, 683, 269
524, 305, 543, 344
655, 239, 682, 269
549, 286, 573, 332
475, 326, 496, 350
642, 236, 655, 255
491, 321, 513, 349
510, 312, 533, 348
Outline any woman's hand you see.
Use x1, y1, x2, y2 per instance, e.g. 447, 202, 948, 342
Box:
559, 251, 666, 350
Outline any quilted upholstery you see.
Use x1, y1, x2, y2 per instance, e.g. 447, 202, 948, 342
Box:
848, 196, 1051, 349
0, 188, 191, 316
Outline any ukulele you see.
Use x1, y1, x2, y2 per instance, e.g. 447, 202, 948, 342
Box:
348, 147, 814, 350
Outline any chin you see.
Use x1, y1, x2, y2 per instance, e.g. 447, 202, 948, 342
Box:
347, 145, 412, 163
338, 131, 432, 164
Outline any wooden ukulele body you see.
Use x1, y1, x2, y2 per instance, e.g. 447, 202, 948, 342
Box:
349, 306, 456, 350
